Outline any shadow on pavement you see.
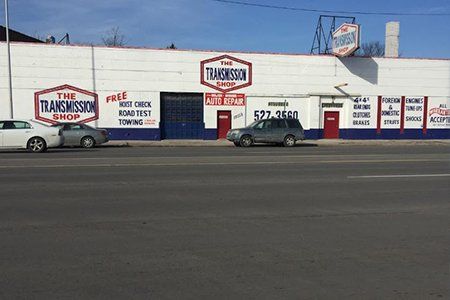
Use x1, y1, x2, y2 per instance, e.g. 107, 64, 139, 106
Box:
250, 142, 318, 148
0, 148, 100, 154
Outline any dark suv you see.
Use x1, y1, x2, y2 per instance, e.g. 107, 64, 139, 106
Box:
226, 118, 305, 147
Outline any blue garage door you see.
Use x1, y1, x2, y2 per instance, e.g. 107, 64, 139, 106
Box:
161, 93, 204, 139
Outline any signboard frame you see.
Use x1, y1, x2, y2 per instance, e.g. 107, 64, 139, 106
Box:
34, 84, 99, 124
332, 23, 361, 57
200, 54, 252, 93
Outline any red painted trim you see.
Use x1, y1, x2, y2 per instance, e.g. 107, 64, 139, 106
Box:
34, 92, 39, 120
377, 96, 382, 134
422, 96, 428, 134
400, 96, 406, 134
200, 62, 204, 91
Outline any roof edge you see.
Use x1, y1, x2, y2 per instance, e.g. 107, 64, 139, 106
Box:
0, 41, 449, 62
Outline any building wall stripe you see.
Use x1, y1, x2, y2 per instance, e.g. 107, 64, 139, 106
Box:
423, 96, 428, 134
376, 95, 382, 134
400, 96, 406, 134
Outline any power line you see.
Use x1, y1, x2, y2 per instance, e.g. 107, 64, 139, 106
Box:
211, 0, 450, 16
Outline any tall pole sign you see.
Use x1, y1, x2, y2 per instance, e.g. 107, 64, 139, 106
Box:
4, 0, 13, 117
332, 23, 360, 57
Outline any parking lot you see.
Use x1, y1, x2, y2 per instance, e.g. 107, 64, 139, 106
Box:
0, 144, 449, 299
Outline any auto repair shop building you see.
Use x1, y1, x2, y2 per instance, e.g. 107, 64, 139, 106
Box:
0, 42, 449, 140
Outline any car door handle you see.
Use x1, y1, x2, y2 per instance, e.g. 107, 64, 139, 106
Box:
25, 131, 31, 133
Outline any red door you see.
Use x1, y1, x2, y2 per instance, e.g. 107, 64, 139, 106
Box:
323, 111, 340, 139
217, 111, 231, 139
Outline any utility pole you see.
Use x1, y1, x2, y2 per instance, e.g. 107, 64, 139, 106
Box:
4, 0, 13, 118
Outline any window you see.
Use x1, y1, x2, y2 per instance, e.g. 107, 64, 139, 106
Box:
63, 124, 83, 130
253, 121, 265, 129
1, 121, 30, 129
71, 124, 83, 130
271, 119, 287, 129
286, 119, 301, 129
3, 122, 16, 129
13, 121, 31, 129
0, 121, 4, 129
263, 121, 272, 129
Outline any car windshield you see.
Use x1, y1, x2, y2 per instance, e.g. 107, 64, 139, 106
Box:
248, 121, 261, 128
51, 123, 95, 130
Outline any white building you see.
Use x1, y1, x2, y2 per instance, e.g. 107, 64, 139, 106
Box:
1, 42, 449, 140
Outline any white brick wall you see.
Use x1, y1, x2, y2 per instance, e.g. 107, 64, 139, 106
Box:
0, 42, 449, 133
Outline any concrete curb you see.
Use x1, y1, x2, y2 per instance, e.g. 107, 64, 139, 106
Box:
102, 139, 450, 147
103, 140, 233, 147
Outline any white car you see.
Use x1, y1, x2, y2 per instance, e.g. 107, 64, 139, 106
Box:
0, 119, 64, 152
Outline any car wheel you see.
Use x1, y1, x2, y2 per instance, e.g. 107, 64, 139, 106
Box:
81, 136, 96, 148
283, 135, 296, 147
233, 141, 241, 147
239, 135, 253, 147
27, 137, 47, 153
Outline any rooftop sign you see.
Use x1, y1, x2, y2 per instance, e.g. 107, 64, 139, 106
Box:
332, 23, 360, 57
201, 55, 252, 93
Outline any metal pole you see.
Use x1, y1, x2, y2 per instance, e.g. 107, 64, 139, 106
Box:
4, 0, 13, 118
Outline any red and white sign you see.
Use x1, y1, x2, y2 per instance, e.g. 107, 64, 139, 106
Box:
205, 93, 246, 106
379, 96, 401, 129
403, 97, 424, 129
429, 107, 449, 116
332, 23, 360, 57
428, 101, 450, 128
34, 84, 98, 124
201, 55, 252, 93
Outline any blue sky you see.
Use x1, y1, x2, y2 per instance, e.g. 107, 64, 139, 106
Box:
2, 0, 450, 58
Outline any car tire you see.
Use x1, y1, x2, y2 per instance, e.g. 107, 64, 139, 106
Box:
81, 136, 96, 148
283, 135, 296, 147
239, 135, 253, 147
233, 141, 241, 147
27, 137, 47, 153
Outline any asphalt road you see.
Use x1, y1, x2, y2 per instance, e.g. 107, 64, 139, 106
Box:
0, 144, 449, 299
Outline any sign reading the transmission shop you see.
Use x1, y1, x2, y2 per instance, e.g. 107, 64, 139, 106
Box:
201, 55, 252, 93
35, 84, 99, 124
332, 23, 360, 57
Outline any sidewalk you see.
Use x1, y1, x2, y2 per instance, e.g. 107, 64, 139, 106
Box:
103, 139, 450, 147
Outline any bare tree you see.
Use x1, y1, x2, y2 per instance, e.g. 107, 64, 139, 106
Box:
102, 27, 126, 47
355, 41, 385, 57
166, 43, 177, 49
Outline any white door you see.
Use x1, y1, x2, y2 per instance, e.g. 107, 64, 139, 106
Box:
2, 121, 32, 148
